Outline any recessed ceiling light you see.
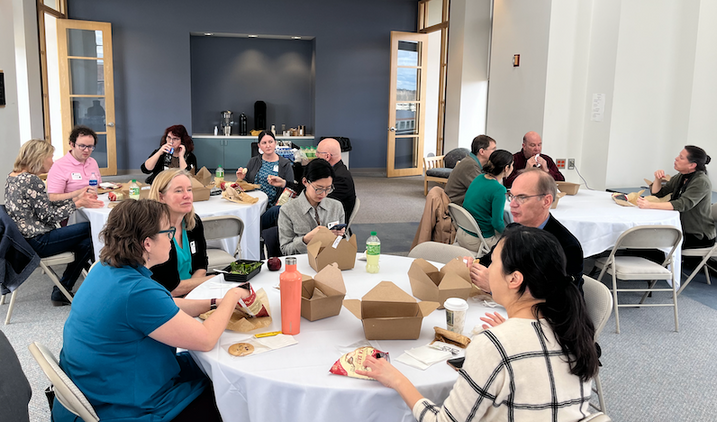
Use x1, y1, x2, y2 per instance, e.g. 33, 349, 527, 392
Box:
204, 33, 213, 36
248, 35, 258, 38
291, 36, 301, 40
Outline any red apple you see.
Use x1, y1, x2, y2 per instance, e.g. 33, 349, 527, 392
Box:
267, 257, 282, 271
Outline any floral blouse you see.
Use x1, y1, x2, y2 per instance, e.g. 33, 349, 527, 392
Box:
4, 173, 76, 238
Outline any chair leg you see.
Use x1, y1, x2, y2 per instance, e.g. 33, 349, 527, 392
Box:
5, 290, 18, 325
705, 265, 711, 285
638, 280, 658, 304
612, 271, 621, 334
424, 180, 428, 196
42, 264, 73, 303
0, 294, 5, 305
672, 275, 679, 332
678, 254, 712, 295
592, 372, 606, 413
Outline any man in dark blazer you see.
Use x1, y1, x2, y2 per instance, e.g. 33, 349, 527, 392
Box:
316, 138, 356, 219
470, 168, 583, 293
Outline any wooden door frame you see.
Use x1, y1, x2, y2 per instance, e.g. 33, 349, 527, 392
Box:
386, 31, 429, 177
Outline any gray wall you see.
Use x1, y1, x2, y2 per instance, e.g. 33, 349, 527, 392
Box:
190, 36, 314, 134
68, 0, 418, 170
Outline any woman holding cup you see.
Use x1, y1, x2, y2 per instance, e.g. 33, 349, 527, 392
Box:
357, 225, 598, 421
142, 125, 198, 185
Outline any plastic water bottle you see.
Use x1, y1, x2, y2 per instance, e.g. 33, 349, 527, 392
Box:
88, 172, 98, 192
129, 179, 140, 200
163, 147, 174, 169
215, 165, 224, 180
280, 257, 302, 335
366, 231, 380, 273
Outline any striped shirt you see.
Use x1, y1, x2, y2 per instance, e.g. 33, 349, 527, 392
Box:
413, 318, 592, 422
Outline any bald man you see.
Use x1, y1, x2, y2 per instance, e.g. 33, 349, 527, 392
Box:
504, 131, 564, 188
316, 138, 357, 218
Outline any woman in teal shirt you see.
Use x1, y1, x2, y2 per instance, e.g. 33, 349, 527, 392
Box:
54, 199, 249, 422
149, 169, 213, 296
459, 149, 513, 256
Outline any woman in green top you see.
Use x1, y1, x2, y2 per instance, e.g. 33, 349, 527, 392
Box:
638, 145, 714, 249
459, 149, 513, 256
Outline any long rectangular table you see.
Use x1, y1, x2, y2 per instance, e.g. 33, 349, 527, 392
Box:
80, 191, 268, 261
186, 254, 504, 422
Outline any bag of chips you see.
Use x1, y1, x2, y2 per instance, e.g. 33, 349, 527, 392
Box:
329, 346, 389, 380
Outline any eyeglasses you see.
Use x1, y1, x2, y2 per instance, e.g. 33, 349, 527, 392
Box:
506, 193, 546, 205
309, 181, 334, 194
157, 227, 176, 240
166, 136, 181, 143
316, 150, 332, 159
74, 144, 95, 151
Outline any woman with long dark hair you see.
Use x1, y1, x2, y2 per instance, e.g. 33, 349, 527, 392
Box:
358, 225, 599, 422
638, 145, 714, 249
142, 124, 198, 184
458, 149, 514, 254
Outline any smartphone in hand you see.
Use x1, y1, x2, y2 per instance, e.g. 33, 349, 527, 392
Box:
329, 223, 347, 231
447, 357, 465, 371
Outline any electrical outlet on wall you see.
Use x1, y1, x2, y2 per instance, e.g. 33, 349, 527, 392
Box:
568, 159, 575, 170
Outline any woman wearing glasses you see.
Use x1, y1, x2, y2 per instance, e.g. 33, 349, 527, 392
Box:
142, 125, 198, 185
5, 139, 102, 306
458, 149, 514, 255
357, 226, 598, 422
235, 130, 294, 208
278, 159, 345, 255
53, 199, 250, 422
47, 125, 104, 200
148, 169, 213, 296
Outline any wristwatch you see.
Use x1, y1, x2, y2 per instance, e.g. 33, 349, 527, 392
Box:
210, 298, 218, 310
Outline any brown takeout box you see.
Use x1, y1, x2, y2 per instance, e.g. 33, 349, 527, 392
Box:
120, 181, 151, 199
190, 176, 210, 202
408, 258, 473, 307
195, 166, 213, 186
343, 281, 439, 340
550, 191, 567, 209
307, 227, 357, 271
300, 263, 346, 321
556, 181, 580, 195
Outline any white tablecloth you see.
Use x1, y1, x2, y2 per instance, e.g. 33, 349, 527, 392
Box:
506, 189, 683, 287
80, 191, 268, 261
186, 254, 504, 422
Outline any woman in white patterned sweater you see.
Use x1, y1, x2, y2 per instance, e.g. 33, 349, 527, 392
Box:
359, 225, 600, 422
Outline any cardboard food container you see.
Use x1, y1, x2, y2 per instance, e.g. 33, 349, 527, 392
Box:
556, 181, 580, 195
343, 281, 439, 340
195, 166, 213, 186
612, 190, 671, 207
408, 258, 473, 307
550, 191, 567, 209
300, 263, 346, 321
307, 227, 357, 271
190, 176, 211, 202
120, 181, 151, 199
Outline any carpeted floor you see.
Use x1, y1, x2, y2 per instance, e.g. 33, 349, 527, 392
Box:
3, 171, 717, 421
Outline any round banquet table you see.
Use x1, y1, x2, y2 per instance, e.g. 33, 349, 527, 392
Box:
186, 254, 505, 422
505, 189, 683, 287
79, 190, 268, 261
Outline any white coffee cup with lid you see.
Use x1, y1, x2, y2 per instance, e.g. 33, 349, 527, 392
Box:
444, 297, 469, 334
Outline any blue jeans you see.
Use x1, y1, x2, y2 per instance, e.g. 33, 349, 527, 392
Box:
260, 205, 281, 231
26, 222, 93, 300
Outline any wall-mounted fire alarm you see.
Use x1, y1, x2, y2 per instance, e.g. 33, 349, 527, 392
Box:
513, 54, 520, 67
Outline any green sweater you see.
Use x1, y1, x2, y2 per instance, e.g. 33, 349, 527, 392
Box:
463, 174, 507, 238
656, 171, 715, 240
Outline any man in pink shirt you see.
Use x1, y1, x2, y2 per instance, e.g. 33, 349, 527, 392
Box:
47, 126, 103, 201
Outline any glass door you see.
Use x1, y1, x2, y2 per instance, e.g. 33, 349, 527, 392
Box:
56, 19, 117, 175
386, 32, 428, 177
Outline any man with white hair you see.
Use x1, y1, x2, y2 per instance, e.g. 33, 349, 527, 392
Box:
504, 131, 564, 188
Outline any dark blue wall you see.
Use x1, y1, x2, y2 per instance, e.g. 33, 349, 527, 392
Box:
68, 0, 418, 170
190, 36, 314, 135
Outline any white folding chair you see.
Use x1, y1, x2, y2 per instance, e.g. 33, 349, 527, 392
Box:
28, 342, 100, 422
594, 225, 682, 333
408, 241, 473, 264
677, 203, 717, 295
447, 203, 492, 258
2, 252, 79, 325
582, 275, 613, 413
202, 215, 245, 272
